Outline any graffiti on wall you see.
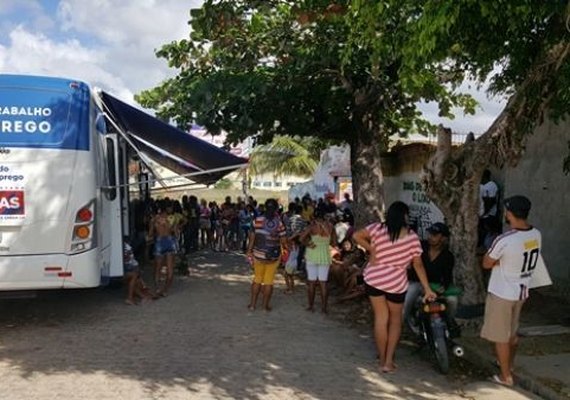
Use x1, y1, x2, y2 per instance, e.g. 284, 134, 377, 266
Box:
401, 180, 443, 239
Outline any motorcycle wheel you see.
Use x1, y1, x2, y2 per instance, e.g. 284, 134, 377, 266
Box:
433, 335, 450, 374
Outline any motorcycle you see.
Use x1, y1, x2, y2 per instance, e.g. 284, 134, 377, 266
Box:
406, 294, 464, 374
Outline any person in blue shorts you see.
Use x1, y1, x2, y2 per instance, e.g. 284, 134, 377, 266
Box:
148, 200, 177, 296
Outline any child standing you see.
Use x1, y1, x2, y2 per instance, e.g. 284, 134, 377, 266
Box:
123, 239, 155, 305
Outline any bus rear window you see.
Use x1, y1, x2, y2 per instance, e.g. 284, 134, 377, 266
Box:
0, 84, 90, 150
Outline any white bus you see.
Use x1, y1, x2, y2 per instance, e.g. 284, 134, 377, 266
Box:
0, 74, 128, 290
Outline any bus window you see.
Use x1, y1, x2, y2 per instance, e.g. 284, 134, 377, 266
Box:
106, 138, 117, 200
118, 142, 125, 199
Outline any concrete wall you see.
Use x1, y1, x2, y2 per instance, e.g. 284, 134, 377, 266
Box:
382, 125, 570, 287
383, 144, 444, 239
251, 172, 309, 191
384, 172, 445, 239
501, 119, 570, 281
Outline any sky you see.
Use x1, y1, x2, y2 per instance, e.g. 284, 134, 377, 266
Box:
0, 0, 506, 135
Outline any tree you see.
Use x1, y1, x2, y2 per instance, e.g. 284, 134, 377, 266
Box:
136, 0, 474, 226
351, 0, 570, 305
248, 135, 323, 178
214, 177, 233, 190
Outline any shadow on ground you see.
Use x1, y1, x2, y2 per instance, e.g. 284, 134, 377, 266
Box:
0, 250, 482, 399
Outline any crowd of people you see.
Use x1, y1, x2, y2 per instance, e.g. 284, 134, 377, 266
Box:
126, 194, 264, 300
124, 193, 363, 303
125, 192, 455, 323
122, 184, 541, 385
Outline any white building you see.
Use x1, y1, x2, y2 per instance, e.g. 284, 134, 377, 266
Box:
288, 145, 352, 200
251, 172, 310, 191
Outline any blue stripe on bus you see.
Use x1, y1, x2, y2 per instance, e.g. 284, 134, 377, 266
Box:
0, 75, 90, 151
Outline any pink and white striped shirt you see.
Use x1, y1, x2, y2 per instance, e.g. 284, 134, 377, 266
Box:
363, 223, 422, 294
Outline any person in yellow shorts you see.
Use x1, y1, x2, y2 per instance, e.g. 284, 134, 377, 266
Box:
247, 198, 288, 312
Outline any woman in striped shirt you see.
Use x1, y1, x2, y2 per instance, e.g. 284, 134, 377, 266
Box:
354, 201, 436, 373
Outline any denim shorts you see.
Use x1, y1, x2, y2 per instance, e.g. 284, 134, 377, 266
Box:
154, 236, 177, 256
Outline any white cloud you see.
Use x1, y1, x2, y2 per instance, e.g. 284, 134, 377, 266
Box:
0, 1, 203, 104
0, 0, 55, 38
0, 0, 507, 131
57, 0, 198, 45
418, 76, 508, 135
418, 98, 504, 135
55, 0, 203, 98
0, 26, 132, 100
0, 0, 43, 15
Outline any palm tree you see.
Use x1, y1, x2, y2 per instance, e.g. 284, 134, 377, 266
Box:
248, 135, 324, 178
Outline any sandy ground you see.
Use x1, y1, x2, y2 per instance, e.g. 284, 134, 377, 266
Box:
0, 250, 541, 399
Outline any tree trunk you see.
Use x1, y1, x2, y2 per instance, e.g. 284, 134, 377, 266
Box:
449, 214, 485, 306
423, 127, 488, 305
350, 130, 386, 228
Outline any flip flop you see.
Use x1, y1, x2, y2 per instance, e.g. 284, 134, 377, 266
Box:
490, 374, 513, 387
492, 360, 514, 373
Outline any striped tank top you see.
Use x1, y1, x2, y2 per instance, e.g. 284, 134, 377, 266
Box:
363, 223, 422, 294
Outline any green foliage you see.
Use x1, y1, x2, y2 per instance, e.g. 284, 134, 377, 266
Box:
214, 178, 233, 189
138, 0, 570, 181
351, 0, 570, 130
407, 1, 567, 94
248, 135, 324, 178
136, 0, 478, 149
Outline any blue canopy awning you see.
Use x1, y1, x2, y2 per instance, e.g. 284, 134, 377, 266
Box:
100, 92, 247, 185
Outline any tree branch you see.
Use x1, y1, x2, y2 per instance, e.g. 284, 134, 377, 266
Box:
320, 68, 353, 92
476, 40, 570, 168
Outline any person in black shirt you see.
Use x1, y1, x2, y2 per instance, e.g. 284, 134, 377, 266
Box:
403, 222, 458, 322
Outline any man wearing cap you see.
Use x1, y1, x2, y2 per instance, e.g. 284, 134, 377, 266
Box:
481, 195, 541, 387
403, 222, 458, 327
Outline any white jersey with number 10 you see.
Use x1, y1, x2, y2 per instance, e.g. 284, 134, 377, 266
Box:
487, 227, 542, 301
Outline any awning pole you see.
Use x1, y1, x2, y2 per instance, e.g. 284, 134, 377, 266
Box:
103, 163, 249, 190
96, 92, 169, 189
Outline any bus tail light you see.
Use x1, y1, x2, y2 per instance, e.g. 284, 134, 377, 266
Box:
74, 225, 90, 239
76, 207, 93, 222
70, 200, 96, 254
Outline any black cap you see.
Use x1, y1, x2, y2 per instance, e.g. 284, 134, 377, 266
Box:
504, 195, 531, 215
427, 222, 450, 237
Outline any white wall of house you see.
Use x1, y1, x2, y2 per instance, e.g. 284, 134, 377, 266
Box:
287, 145, 352, 200
384, 172, 445, 240
382, 121, 570, 286
251, 172, 310, 191
500, 119, 570, 282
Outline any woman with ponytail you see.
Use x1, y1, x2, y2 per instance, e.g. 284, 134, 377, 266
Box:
353, 201, 436, 373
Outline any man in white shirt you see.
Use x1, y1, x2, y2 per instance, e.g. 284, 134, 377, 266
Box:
479, 169, 500, 247
479, 170, 499, 218
481, 195, 541, 387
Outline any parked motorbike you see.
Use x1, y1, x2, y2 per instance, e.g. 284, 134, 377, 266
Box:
406, 295, 464, 374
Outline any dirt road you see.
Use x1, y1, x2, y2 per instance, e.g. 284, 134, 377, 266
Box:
0, 251, 539, 399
